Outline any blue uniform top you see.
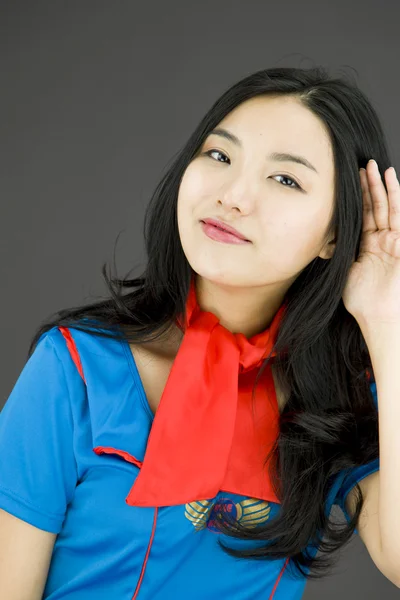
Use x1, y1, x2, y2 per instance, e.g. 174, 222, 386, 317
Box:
0, 325, 379, 599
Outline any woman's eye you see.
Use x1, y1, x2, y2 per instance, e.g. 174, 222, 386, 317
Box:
272, 174, 302, 190
204, 149, 302, 191
204, 149, 229, 163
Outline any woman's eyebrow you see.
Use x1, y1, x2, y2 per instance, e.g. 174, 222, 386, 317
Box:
207, 127, 319, 175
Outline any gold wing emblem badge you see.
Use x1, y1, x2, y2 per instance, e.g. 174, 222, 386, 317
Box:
184, 496, 271, 533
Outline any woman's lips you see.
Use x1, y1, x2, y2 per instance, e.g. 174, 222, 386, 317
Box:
200, 221, 251, 245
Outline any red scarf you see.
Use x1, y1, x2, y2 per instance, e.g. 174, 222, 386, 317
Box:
126, 275, 287, 508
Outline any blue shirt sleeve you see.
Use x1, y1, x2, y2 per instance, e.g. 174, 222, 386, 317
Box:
334, 381, 380, 531
0, 329, 79, 533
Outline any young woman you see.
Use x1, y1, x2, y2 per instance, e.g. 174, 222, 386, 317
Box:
1, 65, 399, 599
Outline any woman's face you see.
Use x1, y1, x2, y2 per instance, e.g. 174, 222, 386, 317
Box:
177, 95, 336, 293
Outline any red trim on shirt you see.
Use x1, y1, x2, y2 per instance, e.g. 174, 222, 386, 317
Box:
269, 557, 290, 599
131, 507, 159, 599
93, 446, 143, 469
58, 327, 86, 384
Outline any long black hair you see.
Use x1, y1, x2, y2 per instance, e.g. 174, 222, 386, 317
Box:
27, 65, 389, 579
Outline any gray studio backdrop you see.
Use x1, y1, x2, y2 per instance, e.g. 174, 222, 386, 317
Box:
1, 1, 399, 599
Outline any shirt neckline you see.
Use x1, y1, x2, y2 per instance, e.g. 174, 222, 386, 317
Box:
119, 337, 156, 423
118, 336, 280, 422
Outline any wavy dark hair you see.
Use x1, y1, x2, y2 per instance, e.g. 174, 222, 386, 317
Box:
27, 65, 389, 580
